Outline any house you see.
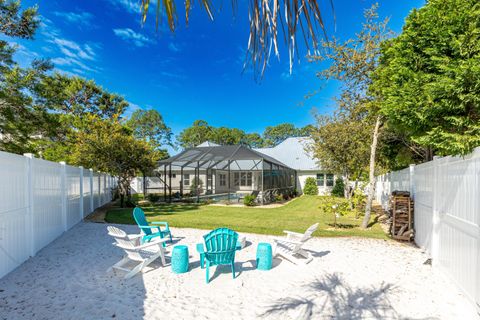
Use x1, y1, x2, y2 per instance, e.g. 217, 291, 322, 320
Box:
133, 137, 334, 203
254, 137, 335, 195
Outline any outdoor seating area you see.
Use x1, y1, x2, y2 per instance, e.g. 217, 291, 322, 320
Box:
0, 221, 477, 319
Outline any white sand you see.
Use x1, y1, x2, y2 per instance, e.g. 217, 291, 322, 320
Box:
0, 222, 478, 320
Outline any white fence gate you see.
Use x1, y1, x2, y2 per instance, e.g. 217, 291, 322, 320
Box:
375, 147, 480, 312
0, 151, 116, 279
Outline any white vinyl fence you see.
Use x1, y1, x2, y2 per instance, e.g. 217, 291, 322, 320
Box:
0, 151, 116, 279
375, 147, 480, 312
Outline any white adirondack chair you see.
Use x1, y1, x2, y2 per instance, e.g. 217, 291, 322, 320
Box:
273, 223, 319, 265
107, 226, 168, 279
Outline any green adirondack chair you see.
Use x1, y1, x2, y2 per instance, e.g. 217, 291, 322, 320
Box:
197, 228, 238, 283
133, 207, 172, 247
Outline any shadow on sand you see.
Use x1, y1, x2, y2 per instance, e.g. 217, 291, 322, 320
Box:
259, 272, 402, 319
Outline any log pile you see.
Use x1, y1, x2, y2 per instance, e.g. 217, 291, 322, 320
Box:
390, 191, 414, 241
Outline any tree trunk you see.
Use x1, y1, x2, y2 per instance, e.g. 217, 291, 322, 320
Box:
362, 116, 382, 229
343, 173, 350, 199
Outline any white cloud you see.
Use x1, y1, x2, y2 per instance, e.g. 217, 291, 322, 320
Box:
113, 28, 154, 47
53, 38, 96, 60
107, 0, 141, 13
53, 11, 94, 26
168, 42, 180, 52
51, 57, 98, 73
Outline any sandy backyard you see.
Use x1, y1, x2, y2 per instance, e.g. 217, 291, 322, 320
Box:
0, 222, 477, 320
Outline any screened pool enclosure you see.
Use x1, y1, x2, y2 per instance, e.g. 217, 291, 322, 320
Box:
145, 145, 296, 204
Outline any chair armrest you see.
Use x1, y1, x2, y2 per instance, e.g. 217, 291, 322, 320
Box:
283, 230, 303, 237
127, 234, 143, 240
196, 243, 205, 254
138, 225, 163, 229
136, 238, 168, 250
273, 238, 304, 246
151, 221, 170, 229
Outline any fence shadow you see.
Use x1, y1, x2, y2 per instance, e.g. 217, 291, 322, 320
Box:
259, 272, 399, 319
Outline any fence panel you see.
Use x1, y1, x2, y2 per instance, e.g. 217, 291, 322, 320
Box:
83, 171, 91, 217
65, 165, 81, 229
0, 152, 30, 279
376, 147, 480, 311
31, 157, 63, 254
0, 151, 115, 279
413, 161, 434, 254
435, 152, 479, 309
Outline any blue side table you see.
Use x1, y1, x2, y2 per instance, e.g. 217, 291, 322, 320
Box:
256, 242, 272, 270
171, 245, 189, 274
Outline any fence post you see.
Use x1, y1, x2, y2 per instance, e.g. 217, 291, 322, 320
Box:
79, 166, 84, 220
89, 169, 94, 213
409, 164, 415, 199
23, 153, 35, 257
431, 156, 440, 266
59, 161, 67, 231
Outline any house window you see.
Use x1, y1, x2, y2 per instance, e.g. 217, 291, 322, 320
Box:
183, 174, 190, 186
316, 173, 325, 187
219, 173, 226, 186
326, 174, 334, 187
233, 172, 252, 186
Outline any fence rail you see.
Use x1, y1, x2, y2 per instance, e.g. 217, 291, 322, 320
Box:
0, 151, 116, 279
375, 147, 480, 312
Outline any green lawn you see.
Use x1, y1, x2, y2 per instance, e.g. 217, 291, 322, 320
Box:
105, 195, 388, 239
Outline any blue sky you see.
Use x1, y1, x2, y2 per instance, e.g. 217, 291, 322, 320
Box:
12, 0, 424, 139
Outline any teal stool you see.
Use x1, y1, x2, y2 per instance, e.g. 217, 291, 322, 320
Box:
256, 242, 272, 270
171, 245, 189, 274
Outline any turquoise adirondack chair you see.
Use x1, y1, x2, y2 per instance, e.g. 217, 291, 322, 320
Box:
133, 207, 172, 247
197, 228, 238, 283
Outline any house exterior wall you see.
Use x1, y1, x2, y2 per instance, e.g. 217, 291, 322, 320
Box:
134, 170, 262, 195
296, 170, 335, 195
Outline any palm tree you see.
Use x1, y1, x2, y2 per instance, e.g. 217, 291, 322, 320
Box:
140, 0, 333, 77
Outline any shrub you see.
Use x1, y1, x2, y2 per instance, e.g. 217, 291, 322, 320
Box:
352, 188, 367, 218
190, 177, 203, 196
303, 177, 318, 195
243, 195, 256, 206
274, 194, 283, 202
147, 193, 161, 202
319, 196, 350, 228
331, 178, 345, 197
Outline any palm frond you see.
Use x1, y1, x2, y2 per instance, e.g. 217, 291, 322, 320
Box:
141, 0, 333, 78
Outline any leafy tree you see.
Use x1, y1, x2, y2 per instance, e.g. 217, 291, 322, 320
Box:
36, 74, 130, 161
303, 177, 318, 195
373, 0, 480, 157
37, 74, 128, 118
126, 109, 172, 150
263, 123, 302, 147
0, 0, 39, 39
242, 133, 264, 148
177, 120, 214, 148
70, 115, 160, 207
310, 112, 370, 198
331, 178, 345, 198
209, 126, 246, 145
310, 4, 391, 229
0, 0, 56, 155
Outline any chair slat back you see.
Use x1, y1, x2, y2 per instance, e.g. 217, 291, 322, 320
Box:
300, 223, 319, 242
204, 228, 238, 265
133, 207, 152, 236
107, 226, 143, 261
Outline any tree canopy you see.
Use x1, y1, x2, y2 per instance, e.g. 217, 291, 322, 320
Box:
373, 0, 480, 156
177, 120, 312, 149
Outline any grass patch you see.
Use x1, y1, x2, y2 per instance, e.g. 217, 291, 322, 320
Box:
105, 195, 388, 239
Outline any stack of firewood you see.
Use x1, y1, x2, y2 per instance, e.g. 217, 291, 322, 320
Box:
390, 191, 414, 241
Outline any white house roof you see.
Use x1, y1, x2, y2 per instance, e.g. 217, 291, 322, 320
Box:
196, 141, 220, 147
254, 137, 321, 171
